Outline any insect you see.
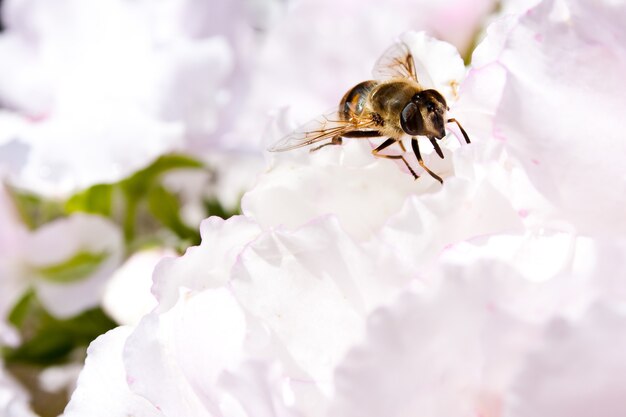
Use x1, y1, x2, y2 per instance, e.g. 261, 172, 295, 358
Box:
267, 41, 471, 184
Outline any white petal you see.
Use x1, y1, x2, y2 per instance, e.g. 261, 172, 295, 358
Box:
151, 215, 262, 313
230, 218, 367, 390
64, 326, 164, 417
217, 360, 299, 417
102, 249, 172, 326
124, 288, 247, 417
506, 305, 626, 417
401, 31, 466, 102
491, 0, 626, 235
245, 141, 425, 241
377, 174, 523, 272
330, 271, 533, 417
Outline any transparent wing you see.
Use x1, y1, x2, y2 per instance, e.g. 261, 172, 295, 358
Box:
372, 41, 418, 83
267, 108, 379, 152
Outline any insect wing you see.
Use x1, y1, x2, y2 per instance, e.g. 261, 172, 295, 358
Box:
372, 41, 418, 83
267, 108, 377, 152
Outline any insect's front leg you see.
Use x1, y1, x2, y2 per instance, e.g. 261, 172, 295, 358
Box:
447, 118, 471, 144
411, 138, 443, 184
372, 138, 419, 180
428, 136, 444, 159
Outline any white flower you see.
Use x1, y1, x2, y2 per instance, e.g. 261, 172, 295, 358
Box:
22, 214, 123, 318
60, 29, 521, 416
0, 0, 256, 196
0, 183, 123, 319
64, 2, 626, 416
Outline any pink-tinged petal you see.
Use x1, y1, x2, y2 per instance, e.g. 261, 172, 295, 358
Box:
124, 288, 247, 417
229, 216, 426, 414
64, 326, 164, 417
377, 174, 523, 272
103, 249, 173, 326
439, 233, 626, 326
451, 63, 507, 142
151, 215, 262, 313
401, 31, 466, 101
217, 361, 301, 417
492, 0, 626, 235
471, 14, 520, 67
244, 141, 428, 241
230, 218, 369, 390
506, 305, 626, 417
329, 269, 535, 417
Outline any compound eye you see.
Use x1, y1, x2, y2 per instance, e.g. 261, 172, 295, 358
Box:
400, 102, 423, 136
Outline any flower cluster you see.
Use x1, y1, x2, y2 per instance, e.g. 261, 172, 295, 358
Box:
0, 0, 512, 414
58, 0, 626, 416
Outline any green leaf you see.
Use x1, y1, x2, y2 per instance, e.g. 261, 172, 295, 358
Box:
6, 187, 65, 230
4, 292, 117, 365
120, 154, 204, 242
204, 197, 241, 219
34, 251, 108, 284
148, 185, 200, 244
64, 184, 114, 216
121, 154, 204, 197
7, 291, 35, 328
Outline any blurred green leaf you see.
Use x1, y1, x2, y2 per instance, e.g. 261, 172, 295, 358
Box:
35, 251, 108, 284
120, 154, 204, 242
204, 197, 241, 219
4, 292, 117, 365
56, 154, 206, 244
148, 185, 200, 245
120, 154, 204, 197
7, 188, 64, 230
6, 154, 236, 254
64, 184, 114, 216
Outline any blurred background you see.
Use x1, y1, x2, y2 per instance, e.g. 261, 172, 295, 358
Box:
0, 0, 536, 415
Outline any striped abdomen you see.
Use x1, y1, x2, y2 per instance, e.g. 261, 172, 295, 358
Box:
339, 80, 378, 120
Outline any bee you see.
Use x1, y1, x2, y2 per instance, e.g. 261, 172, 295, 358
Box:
267, 41, 471, 184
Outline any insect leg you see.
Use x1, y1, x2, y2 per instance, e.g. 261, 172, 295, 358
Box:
411, 138, 443, 184
309, 130, 383, 153
447, 118, 471, 144
428, 136, 444, 159
341, 130, 383, 138
372, 138, 419, 180
309, 136, 343, 153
